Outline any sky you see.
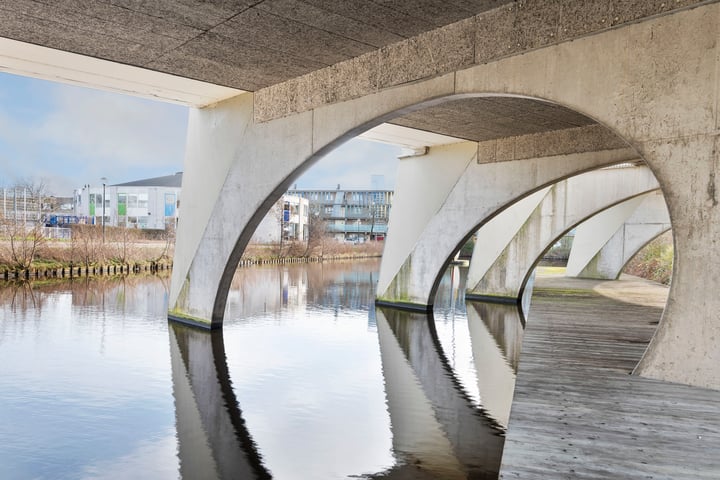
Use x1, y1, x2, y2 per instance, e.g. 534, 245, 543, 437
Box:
0, 72, 402, 197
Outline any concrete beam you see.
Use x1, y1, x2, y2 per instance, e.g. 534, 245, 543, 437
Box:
0, 37, 243, 107
466, 166, 659, 302
567, 192, 671, 280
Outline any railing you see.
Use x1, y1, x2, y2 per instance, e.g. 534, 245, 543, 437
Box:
326, 224, 388, 233
42, 227, 72, 240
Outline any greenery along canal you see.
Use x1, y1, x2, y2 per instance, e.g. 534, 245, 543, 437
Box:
0, 259, 520, 479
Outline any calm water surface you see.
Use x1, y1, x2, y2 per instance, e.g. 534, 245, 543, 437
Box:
0, 260, 524, 479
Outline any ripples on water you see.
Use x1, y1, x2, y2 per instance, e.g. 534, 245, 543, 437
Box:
0, 260, 523, 479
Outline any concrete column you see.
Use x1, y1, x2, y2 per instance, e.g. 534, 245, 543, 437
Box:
633, 136, 720, 388
466, 188, 550, 292
377, 142, 479, 301
169, 323, 271, 479
567, 192, 670, 279
376, 142, 637, 310
466, 166, 658, 302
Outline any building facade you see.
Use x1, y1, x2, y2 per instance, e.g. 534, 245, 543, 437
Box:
74, 173, 182, 230
251, 194, 309, 244
287, 188, 393, 242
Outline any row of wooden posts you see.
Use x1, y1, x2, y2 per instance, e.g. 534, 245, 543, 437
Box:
1, 261, 172, 281
0, 253, 381, 281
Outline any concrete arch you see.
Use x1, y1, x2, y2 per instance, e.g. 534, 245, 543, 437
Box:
567, 192, 671, 280
169, 5, 718, 387
465, 166, 659, 302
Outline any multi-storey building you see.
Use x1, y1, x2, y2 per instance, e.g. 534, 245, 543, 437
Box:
287, 187, 393, 242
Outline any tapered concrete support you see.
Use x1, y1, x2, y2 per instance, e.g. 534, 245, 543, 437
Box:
567, 192, 671, 279
376, 307, 504, 479
169, 323, 271, 479
465, 188, 550, 295
466, 166, 658, 302
376, 142, 637, 310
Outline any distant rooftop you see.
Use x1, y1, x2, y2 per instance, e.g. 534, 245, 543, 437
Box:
114, 172, 183, 188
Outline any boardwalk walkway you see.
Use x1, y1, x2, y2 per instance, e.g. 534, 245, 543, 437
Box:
499, 273, 720, 479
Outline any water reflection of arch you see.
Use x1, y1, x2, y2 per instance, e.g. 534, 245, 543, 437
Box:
376, 306, 504, 479
169, 323, 271, 480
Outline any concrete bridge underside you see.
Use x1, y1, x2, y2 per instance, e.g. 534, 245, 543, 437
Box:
0, 1, 718, 389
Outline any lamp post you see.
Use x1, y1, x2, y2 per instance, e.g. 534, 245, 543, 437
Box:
101, 177, 107, 243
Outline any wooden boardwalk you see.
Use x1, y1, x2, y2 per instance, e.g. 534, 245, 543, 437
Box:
499, 273, 720, 479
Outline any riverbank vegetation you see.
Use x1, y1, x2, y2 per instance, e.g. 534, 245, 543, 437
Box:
0, 220, 384, 278
623, 231, 674, 285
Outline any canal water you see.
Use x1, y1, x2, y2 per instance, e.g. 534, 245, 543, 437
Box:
0, 259, 524, 479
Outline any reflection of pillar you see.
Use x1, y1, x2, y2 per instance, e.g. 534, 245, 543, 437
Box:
376, 307, 504, 479
169, 323, 271, 480
466, 302, 525, 428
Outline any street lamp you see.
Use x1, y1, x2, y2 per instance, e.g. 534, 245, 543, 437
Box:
101, 177, 107, 243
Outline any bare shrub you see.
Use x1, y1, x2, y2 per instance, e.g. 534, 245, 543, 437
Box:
70, 224, 104, 269
0, 218, 47, 270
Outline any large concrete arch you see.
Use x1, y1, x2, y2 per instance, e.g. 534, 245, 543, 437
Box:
170, 4, 719, 387
567, 192, 671, 280
465, 166, 659, 302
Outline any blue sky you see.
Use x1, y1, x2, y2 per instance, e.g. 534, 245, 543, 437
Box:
0, 72, 401, 196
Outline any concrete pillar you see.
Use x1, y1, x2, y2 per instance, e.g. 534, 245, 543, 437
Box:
567, 192, 671, 279
632, 137, 720, 387
376, 140, 637, 310
466, 188, 550, 293
377, 142, 479, 301
376, 307, 504, 478
465, 166, 658, 302
169, 323, 271, 479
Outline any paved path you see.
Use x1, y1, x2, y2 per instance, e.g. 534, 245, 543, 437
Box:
499, 273, 720, 479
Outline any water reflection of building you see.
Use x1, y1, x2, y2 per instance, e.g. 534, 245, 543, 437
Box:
226, 261, 380, 320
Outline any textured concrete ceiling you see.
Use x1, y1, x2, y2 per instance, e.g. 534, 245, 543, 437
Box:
0, 0, 505, 91
0, 1, 604, 144
391, 97, 597, 142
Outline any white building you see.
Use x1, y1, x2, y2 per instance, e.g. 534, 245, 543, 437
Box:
251, 194, 309, 244
75, 173, 181, 230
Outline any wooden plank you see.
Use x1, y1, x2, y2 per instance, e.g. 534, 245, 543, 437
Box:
499, 275, 720, 479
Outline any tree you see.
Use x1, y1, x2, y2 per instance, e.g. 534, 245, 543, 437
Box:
305, 209, 329, 258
